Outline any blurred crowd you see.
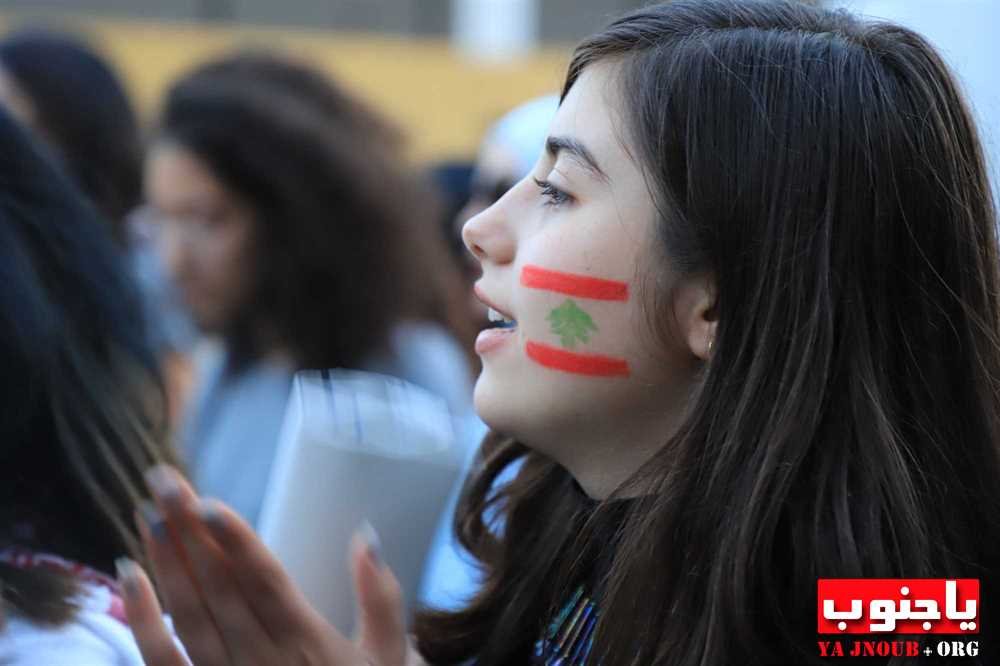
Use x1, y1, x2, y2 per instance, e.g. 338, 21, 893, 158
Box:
0, 24, 556, 658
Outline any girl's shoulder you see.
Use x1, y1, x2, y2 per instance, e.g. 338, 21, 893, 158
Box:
0, 581, 143, 665
0, 549, 186, 665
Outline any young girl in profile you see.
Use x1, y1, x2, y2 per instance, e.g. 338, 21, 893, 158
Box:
124, 1, 1000, 664
0, 104, 179, 662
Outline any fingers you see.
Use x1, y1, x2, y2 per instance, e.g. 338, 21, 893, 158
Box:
173, 502, 282, 662
145, 464, 199, 513
145, 467, 284, 662
405, 643, 430, 666
351, 523, 407, 666
139, 502, 232, 666
141, 465, 357, 665
118, 558, 190, 666
196, 496, 348, 649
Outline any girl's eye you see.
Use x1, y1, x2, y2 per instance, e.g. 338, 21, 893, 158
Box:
533, 177, 571, 207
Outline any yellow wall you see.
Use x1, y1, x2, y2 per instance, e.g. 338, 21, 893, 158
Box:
0, 15, 570, 163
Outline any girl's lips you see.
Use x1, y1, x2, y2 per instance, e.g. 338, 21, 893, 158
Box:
475, 327, 516, 355
473, 284, 514, 321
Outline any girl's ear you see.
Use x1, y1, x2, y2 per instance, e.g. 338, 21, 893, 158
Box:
675, 274, 717, 361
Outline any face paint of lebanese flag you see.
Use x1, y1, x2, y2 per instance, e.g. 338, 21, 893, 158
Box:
520, 265, 631, 377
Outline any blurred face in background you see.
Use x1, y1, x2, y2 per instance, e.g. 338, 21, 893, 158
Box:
454, 96, 559, 338
457, 140, 521, 230
454, 140, 523, 329
144, 143, 259, 334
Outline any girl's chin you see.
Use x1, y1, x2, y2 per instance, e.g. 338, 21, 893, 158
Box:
472, 375, 522, 434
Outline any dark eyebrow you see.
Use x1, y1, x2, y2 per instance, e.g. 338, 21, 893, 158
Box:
546, 135, 609, 183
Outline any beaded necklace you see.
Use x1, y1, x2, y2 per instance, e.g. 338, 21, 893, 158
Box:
533, 585, 598, 665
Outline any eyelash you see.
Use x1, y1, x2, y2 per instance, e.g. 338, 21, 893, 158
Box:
533, 177, 571, 207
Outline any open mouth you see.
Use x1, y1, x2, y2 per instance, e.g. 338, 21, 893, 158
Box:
477, 309, 518, 354
473, 287, 519, 355
487, 307, 517, 329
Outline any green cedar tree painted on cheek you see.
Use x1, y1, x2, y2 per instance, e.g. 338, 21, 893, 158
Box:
547, 299, 598, 348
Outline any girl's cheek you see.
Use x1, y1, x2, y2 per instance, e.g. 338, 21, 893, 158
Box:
518, 263, 633, 378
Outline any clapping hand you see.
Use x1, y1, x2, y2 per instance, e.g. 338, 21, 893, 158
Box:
119, 466, 424, 666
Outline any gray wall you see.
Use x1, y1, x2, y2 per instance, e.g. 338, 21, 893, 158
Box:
540, 0, 639, 43
0, 0, 202, 22
0, 0, 641, 43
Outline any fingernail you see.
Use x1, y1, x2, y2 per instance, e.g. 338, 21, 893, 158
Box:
139, 500, 167, 541
115, 557, 139, 596
145, 465, 181, 504
358, 519, 383, 567
197, 498, 225, 528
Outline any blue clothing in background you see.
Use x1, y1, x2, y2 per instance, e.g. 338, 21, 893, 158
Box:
181, 344, 293, 528
181, 321, 480, 531
418, 413, 488, 610
181, 320, 490, 608
418, 420, 526, 612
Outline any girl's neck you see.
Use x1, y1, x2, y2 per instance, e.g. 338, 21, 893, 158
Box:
548, 382, 691, 500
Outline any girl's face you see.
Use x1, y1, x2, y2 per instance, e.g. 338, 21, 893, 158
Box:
144, 144, 258, 335
463, 62, 715, 496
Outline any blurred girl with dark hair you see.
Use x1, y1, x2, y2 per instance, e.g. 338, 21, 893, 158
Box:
0, 27, 197, 428
0, 28, 142, 243
143, 52, 475, 527
125, 1, 1000, 664
0, 105, 180, 662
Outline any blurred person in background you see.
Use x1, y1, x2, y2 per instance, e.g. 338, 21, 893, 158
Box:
0, 28, 141, 243
143, 52, 475, 528
458, 94, 561, 232
0, 104, 181, 664
427, 161, 475, 271
452, 95, 560, 346
0, 27, 197, 426
426, 160, 478, 373
418, 95, 557, 612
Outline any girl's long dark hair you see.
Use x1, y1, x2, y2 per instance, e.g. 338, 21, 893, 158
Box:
415, 2, 1000, 663
0, 105, 175, 625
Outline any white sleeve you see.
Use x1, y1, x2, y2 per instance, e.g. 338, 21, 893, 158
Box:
0, 591, 187, 666
0, 613, 133, 665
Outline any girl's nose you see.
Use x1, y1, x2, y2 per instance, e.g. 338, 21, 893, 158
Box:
461, 195, 516, 266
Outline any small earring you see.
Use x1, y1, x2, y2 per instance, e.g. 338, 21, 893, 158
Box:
708, 338, 714, 355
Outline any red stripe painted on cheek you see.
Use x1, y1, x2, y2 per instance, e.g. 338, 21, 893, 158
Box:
521, 265, 629, 301
526, 341, 631, 377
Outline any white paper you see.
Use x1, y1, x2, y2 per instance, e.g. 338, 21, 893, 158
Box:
258, 370, 464, 633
